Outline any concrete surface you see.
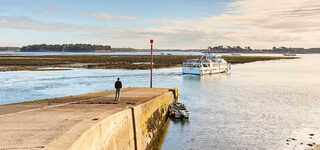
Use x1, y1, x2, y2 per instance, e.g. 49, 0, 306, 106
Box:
0, 88, 177, 150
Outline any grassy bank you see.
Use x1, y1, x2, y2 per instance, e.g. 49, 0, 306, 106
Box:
0, 55, 298, 72
221, 56, 298, 64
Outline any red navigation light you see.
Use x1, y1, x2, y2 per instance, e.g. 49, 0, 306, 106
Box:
150, 40, 154, 44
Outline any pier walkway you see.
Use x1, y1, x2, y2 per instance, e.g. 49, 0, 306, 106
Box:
0, 88, 176, 150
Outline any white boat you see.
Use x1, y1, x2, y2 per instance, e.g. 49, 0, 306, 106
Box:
283, 53, 296, 56
183, 53, 231, 75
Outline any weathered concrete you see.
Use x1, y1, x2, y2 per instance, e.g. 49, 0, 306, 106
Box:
310, 145, 320, 150
0, 88, 177, 150
133, 91, 177, 150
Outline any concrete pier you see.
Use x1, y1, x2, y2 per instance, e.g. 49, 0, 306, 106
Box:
0, 88, 178, 150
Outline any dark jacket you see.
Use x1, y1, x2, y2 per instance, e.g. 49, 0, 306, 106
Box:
115, 81, 122, 89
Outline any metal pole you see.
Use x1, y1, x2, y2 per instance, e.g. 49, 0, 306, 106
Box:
150, 40, 153, 88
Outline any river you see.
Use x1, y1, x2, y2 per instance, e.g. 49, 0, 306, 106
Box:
1, 54, 320, 150
0, 51, 203, 56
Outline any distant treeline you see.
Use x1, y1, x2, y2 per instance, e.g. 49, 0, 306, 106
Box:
207, 45, 320, 54
2, 44, 320, 53
208, 46, 252, 53
20, 44, 111, 52
0, 47, 20, 52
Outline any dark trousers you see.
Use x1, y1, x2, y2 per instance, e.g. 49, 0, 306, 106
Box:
115, 88, 120, 101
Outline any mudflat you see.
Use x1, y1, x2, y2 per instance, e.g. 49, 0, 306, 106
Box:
0, 55, 298, 72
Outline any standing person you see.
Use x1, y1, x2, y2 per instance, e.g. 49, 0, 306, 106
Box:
114, 77, 122, 103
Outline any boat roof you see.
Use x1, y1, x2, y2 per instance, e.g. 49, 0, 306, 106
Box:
184, 56, 226, 63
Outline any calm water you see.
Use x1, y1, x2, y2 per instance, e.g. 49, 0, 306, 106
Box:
0, 51, 203, 56
0, 51, 283, 56
1, 54, 320, 150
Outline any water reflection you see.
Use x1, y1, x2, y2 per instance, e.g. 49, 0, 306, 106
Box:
182, 72, 229, 81
199, 73, 230, 80
170, 118, 190, 125
0, 51, 203, 56
152, 118, 190, 150
160, 55, 320, 150
148, 119, 170, 150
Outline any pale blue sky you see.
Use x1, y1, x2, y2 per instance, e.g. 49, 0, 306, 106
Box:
1, 0, 320, 49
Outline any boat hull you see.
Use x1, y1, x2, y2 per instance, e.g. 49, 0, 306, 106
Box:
182, 53, 231, 75
183, 66, 229, 75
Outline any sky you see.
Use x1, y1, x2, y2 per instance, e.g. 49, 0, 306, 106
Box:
1, 0, 320, 49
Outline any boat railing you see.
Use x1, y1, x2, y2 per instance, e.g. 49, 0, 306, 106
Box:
183, 63, 201, 68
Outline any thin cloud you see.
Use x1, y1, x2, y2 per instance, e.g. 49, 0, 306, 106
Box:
0, 16, 96, 32
82, 12, 137, 21
2, 0, 320, 49
41, 6, 137, 21
0, 15, 149, 47
140, 0, 320, 48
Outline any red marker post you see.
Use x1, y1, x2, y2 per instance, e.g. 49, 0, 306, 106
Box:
150, 40, 154, 88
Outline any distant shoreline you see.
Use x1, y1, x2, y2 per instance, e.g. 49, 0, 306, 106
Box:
1, 49, 320, 54
2, 44, 320, 54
